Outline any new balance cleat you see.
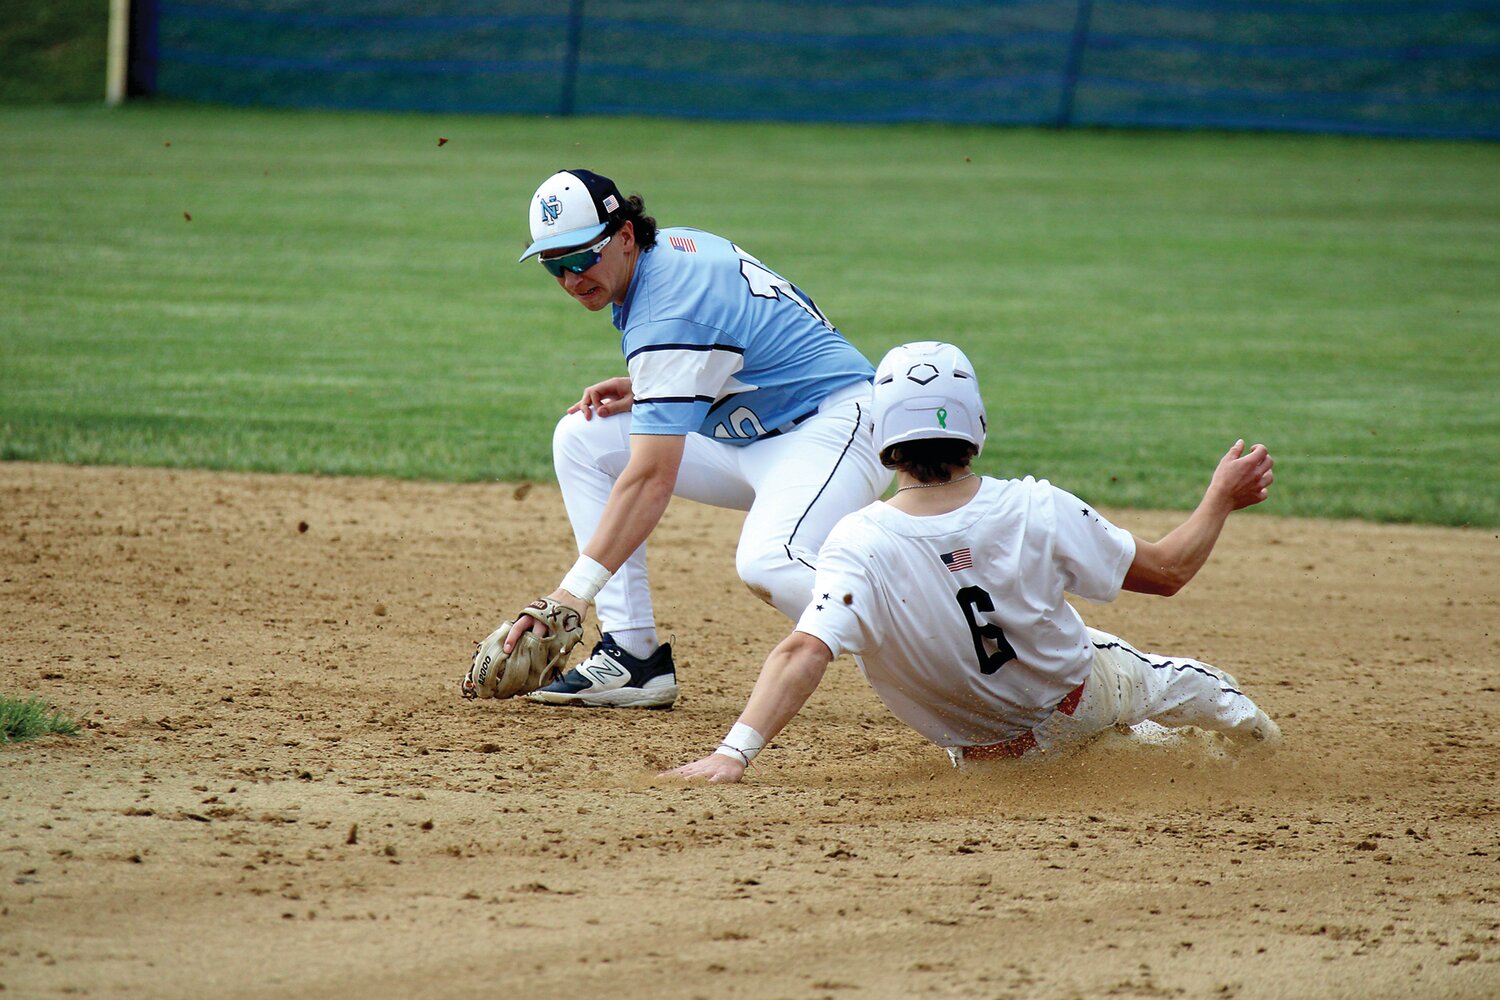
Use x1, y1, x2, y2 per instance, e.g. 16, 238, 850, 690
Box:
526, 634, 677, 708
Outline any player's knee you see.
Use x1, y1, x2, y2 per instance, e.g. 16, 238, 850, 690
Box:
736, 552, 777, 606
552, 409, 623, 472
552, 410, 588, 458
735, 544, 813, 618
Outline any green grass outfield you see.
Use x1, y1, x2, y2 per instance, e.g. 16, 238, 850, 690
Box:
2, 105, 1497, 526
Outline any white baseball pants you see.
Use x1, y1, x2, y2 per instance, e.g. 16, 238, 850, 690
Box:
552, 383, 891, 634
1029, 627, 1275, 751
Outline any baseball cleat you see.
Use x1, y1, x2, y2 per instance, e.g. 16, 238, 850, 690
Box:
526, 634, 677, 708
1246, 710, 1282, 745
1232, 709, 1282, 747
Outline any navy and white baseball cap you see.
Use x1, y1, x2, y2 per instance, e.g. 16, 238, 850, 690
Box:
518, 169, 627, 262
873, 341, 988, 456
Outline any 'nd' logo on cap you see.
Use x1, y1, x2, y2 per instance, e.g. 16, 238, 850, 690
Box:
540, 195, 561, 226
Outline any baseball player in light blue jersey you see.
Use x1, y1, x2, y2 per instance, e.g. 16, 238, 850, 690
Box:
666, 341, 1282, 782
494, 169, 890, 708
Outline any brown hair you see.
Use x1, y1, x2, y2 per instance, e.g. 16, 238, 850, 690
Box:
614, 194, 658, 250
879, 439, 978, 483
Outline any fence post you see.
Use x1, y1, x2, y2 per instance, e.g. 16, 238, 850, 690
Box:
106, 0, 130, 105
560, 0, 585, 116
1056, 0, 1095, 128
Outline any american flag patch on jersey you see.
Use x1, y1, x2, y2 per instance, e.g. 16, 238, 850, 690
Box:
668, 235, 698, 253
941, 548, 973, 572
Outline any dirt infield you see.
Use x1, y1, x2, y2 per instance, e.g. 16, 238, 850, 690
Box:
1, 462, 1496, 999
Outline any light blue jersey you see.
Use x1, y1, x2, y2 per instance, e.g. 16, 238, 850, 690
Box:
612, 228, 873, 445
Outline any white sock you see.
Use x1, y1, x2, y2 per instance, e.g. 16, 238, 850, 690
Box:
610, 627, 659, 660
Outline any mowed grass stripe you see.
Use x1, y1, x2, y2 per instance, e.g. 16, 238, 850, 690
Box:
1, 106, 1496, 525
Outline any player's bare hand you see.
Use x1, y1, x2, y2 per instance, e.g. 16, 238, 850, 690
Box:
567, 377, 634, 420
1209, 439, 1275, 511
502, 589, 589, 654
660, 754, 747, 784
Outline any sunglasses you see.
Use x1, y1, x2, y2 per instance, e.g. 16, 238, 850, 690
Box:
539, 234, 612, 277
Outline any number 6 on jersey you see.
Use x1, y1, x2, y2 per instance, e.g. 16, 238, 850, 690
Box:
956, 585, 1018, 674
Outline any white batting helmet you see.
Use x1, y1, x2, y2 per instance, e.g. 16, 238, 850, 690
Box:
873, 341, 987, 456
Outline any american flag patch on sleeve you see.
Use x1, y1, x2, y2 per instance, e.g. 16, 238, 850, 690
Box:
940, 548, 973, 572
668, 235, 698, 253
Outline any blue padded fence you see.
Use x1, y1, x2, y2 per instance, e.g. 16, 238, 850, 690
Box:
129, 0, 1500, 139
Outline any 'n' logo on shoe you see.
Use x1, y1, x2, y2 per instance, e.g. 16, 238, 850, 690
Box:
583, 662, 628, 685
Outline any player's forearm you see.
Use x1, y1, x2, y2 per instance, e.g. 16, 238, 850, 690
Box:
572, 434, 684, 578
1127, 438, 1275, 597
715, 633, 831, 765
582, 472, 675, 572
737, 638, 830, 742
1124, 494, 1234, 596
664, 636, 830, 784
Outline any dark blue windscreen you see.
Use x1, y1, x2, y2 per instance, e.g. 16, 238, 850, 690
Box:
137, 0, 1500, 139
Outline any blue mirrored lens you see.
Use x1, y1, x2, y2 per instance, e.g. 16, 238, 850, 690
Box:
541, 252, 592, 277
539, 234, 610, 277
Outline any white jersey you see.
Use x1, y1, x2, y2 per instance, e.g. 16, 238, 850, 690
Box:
794, 476, 1137, 747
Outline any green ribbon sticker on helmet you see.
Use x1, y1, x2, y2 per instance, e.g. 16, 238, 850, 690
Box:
936, 408, 948, 429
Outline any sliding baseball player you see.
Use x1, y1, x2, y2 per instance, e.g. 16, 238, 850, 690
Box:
667, 341, 1281, 781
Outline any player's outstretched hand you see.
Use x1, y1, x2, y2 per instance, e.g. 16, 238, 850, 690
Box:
1209, 439, 1275, 512
661, 754, 747, 784
568, 377, 635, 420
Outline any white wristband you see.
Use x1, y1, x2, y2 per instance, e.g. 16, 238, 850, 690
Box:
559, 555, 611, 604
714, 722, 766, 767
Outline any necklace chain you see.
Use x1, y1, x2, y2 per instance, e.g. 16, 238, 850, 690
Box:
894, 472, 977, 493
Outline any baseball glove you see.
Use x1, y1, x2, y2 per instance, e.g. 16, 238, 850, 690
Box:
461, 598, 585, 700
